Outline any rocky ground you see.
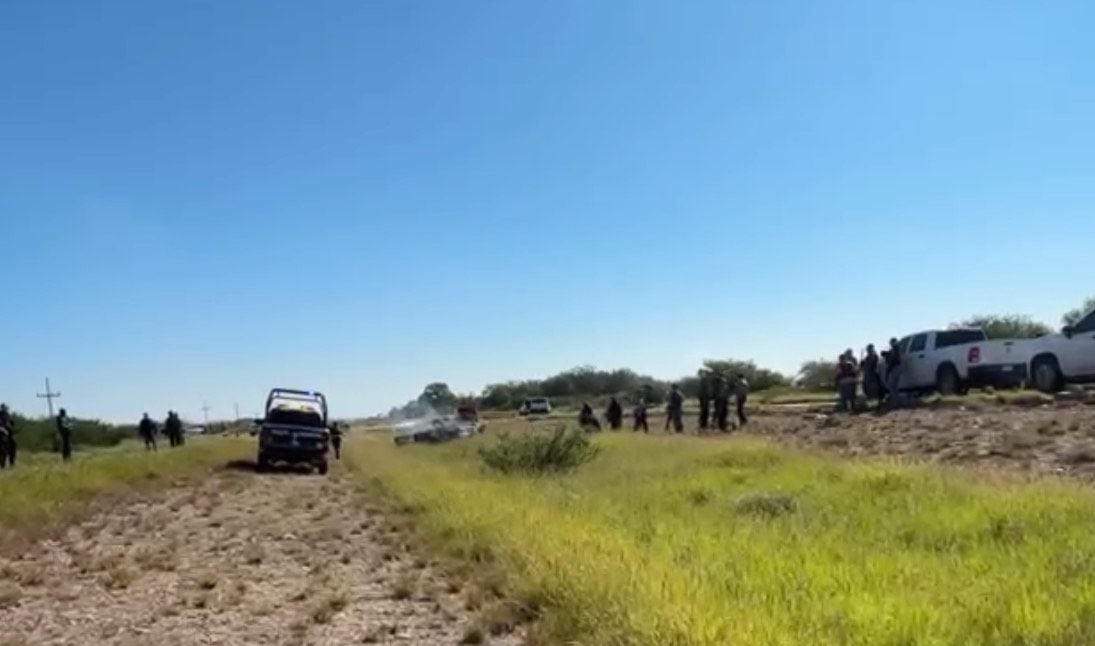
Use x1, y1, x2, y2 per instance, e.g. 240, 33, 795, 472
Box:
0, 464, 521, 646
743, 395, 1095, 477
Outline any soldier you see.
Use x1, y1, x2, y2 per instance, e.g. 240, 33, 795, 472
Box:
632, 398, 649, 433
56, 408, 73, 462
0, 403, 11, 469
713, 377, 731, 432
578, 402, 602, 432
861, 344, 883, 405
835, 352, 858, 412
734, 373, 750, 427
138, 413, 158, 451
329, 422, 343, 461
165, 411, 183, 447
665, 384, 684, 433
604, 397, 623, 430
697, 372, 712, 431
882, 337, 903, 409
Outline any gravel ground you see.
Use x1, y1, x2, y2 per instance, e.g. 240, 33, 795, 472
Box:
737, 397, 1095, 477
0, 464, 519, 646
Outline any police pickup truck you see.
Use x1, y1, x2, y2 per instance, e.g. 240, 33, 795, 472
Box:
1023, 307, 1095, 393
892, 328, 1028, 396
256, 388, 332, 474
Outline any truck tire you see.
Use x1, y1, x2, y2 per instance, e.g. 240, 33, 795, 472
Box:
317, 460, 329, 475
936, 364, 962, 396
1031, 355, 1063, 393
256, 453, 270, 472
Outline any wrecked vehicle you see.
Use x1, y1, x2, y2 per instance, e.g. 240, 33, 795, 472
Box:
393, 405, 485, 445
256, 388, 332, 474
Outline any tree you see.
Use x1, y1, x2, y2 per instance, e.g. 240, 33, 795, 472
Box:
700, 359, 789, 392
956, 314, 1051, 339
796, 360, 837, 391
418, 382, 457, 413
1063, 297, 1095, 327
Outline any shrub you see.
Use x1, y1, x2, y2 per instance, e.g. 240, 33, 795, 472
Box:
478, 426, 599, 474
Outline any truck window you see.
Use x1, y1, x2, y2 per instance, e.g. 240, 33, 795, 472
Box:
935, 329, 986, 348
1076, 310, 1095, 334
909, 334, 928, 353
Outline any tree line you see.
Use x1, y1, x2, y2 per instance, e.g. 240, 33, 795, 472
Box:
388, 296, 1095, 417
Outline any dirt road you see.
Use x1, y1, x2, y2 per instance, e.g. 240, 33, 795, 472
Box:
0, 464, 514, 646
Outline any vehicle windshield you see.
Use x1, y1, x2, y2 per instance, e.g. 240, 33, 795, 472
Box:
266, 405, 325, 428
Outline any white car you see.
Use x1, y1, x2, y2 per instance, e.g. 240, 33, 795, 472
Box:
891, 328, 1028, 395
1024, 308, 1095, 393
518, 397, 552, 416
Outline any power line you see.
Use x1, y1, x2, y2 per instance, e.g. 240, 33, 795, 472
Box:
36, 378, 61, 418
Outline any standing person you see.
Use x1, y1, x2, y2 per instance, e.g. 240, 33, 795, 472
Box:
632, 399, 649, 433
835, 353, 858, 412
882, 337, 903, 409
0, 403, 13, 464
138, 413, 158, 451
697, 372, 712, 431
56, 408, 73, 462
165, 411, 183, 447
734, 373, 750, 427
665, 385, 685, 433
0, 403, 11, 469
605, 397, 623, 430
713, 377, 731, 432
329, 422, 343, 461
860, 345, 883, 405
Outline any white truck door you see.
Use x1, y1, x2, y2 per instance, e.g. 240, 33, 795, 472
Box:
1066, 311, 1095, 377
905, 333, 932, 389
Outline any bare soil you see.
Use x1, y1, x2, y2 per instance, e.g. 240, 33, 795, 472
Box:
0, 464, 519, 646
739, 398, 1095, 477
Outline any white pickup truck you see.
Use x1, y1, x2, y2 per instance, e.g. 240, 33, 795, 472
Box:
892, 328, 1028, 395
1023, 308, 1095, 393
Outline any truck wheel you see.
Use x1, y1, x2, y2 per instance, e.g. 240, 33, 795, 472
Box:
1032, 356, 1063, 393
936, 364, 962, 396
256, 454, 270, 472
317, 460, 329, 475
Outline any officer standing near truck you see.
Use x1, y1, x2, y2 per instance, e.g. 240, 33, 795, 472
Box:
329, 422, 343, 461
0, 403, 12, 468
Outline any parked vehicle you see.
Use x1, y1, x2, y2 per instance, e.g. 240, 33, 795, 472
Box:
256, 388, 331, 474
891, 328, 1028, 395
1023, 308, 1095, 393
518, 397, 552, 416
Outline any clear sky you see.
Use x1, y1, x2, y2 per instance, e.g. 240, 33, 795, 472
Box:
2, 1, 1093, 422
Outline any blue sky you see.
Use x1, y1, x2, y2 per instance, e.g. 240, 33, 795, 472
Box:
2, 1, 1093, 422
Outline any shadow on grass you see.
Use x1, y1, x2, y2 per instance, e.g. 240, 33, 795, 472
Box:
220, 459, 317, 476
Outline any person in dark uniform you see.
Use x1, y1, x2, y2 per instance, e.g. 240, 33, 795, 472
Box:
0, 403, 11, 469
632, 399, 649, 433
138, 413, 158, 451
734, 373, 750, 427
697, 372, 712, 431
665, 385, 685, 433
56, 408, 73, 462
604, 397, 623, 430
713, 377, 731, 432
165, 411, 183, 447
329, 422, 343, 460
860, 344, 883, 405
578, 402, 602, 431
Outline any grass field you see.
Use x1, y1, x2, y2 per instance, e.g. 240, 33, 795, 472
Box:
347, 427, 1095, 645
0, 437, 251, 546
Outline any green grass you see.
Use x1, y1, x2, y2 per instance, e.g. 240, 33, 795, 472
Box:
0, 437, 250, 545
347, 431, 1095, 645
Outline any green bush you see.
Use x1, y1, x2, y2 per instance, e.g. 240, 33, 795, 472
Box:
478, 426, 600, 474
9, 414, 134, 453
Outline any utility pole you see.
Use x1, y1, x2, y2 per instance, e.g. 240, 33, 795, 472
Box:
201, 402, 211, 426
234, 402, 240, 421
37, 378, 61, 418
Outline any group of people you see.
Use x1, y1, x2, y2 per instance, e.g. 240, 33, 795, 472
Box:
835, 337, 904, 412
138, 411, 186, 451
576, 374, 751, 435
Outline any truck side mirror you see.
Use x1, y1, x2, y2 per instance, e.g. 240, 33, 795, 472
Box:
1063, 325, 1075, 338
